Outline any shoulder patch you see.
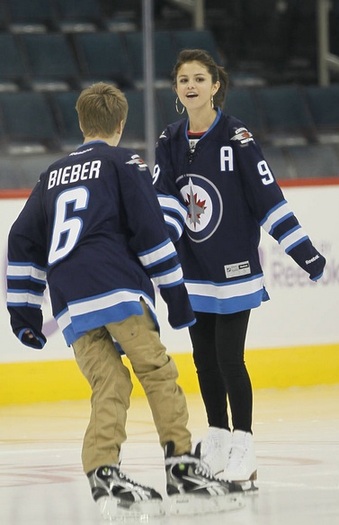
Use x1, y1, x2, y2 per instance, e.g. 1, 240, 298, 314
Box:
230, 127, 253, 144
125, 154, 148, 171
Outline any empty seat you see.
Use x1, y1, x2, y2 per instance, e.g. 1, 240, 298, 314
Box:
123, 32, 146, 87
0, 91, 59, 153
55, 0, 105, 33
153, 31, 177, 86
0, 111, 6, 149
0, 156, 28, 188
225, 88, 266, 143
72, 32, 133, 88
330, 0, 339, 55
18, 33, 80, 91
0, 153, 61, 189
285, 144, 339, 179
123, 31, 178, 88
6, 0, 57, 33
304, 84, 339, 143
120, 89, 145, 150
103, 0, 139, 32
0, 1, 9, 30
256, 85, 317, 146
261, 145, 294, 180
156, 87, 183, 132
0, 33, 27, 91
172, 30, 222, 63
48, 91, 83, 151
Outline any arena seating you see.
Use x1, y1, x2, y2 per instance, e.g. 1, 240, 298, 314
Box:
0, 0, 338, 188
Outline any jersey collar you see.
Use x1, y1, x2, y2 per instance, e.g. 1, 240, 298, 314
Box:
185, 107, 222, 142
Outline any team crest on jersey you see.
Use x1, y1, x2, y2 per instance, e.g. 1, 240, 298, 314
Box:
177, 174, 223, 243
230, 127, 253, 144
125, 154, 148, 170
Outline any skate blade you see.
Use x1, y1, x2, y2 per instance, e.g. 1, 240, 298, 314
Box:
238, 480, 259, 494
98, 496, 165, 521
217, 470, 258, 493
168, 492, 245, 515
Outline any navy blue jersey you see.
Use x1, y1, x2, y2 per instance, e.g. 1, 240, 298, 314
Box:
7, 141, 195, 348
153, 109, 326, 314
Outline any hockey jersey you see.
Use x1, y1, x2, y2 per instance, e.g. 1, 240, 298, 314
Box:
153, 109, 326, 314
7, 141, 195, 349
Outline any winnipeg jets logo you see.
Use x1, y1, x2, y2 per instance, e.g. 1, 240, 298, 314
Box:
185, 178, 206, 228
125, 154, 148, 170
177, 174, 223, 243
230, 127, 253, 144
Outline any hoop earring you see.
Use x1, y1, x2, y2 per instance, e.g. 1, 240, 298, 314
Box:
211, 95, 214, 109
175, 97, 185, 115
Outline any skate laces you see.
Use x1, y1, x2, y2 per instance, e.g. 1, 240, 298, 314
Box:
167, 454, 218, 481
117, 469, 157, 494
100, 466, 156, 496
194, 460, 217, 480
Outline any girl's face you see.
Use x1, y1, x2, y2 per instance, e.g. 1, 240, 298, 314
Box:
175, 60, 219, 112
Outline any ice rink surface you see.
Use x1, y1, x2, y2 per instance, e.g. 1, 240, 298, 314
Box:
1, 384, 338, 525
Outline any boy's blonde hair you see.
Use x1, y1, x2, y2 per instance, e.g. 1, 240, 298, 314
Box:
76, 82, 128, 138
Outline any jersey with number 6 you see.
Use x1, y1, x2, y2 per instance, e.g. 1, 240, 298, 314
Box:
153, 109, 325, 314
7, 142, 195, 348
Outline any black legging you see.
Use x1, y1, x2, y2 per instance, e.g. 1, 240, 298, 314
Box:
189, 310, 252, 432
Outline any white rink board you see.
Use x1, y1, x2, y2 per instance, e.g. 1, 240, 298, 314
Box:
1, 184, 338, 363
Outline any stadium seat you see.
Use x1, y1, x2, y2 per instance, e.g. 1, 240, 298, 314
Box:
123, 31, 179, 88
6, 0, 57, 33
0, 112, 6, 148
72, 32, 133, 88
330, 0, 339, 55
261, 145, 294, 180
120, 89, 145, 150
18, 33, 81, 91
156, 87, 183, 133
0, 1, 9, 30
103, 0, 139, 32
55, 0, 105, 33
48, 91, 83, 151
285, 143, 339, 179
225, 87, 267, 143
0, 156, 29, 188
0, 153, 61, 189
304, 84, 339, 143
153, 31, 177, 86
122, 31, 148, 87
172, 29, 222, 63
256, 85, 317, 146
0, 91, 60, 153
0, 33, 27, 91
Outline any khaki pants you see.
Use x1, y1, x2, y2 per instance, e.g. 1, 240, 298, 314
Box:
73, 301, 191, 473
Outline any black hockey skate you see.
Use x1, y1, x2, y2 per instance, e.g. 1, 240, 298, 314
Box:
165, 441, 245, 515
87, 465, 165, 520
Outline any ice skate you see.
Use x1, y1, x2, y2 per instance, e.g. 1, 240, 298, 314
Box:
218, 430, 258, 492
165, 441, 245, 515
199, 426, 232, 476
87, 465, 165, 520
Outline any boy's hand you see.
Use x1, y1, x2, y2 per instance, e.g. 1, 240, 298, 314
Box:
22, 329, 45, 349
